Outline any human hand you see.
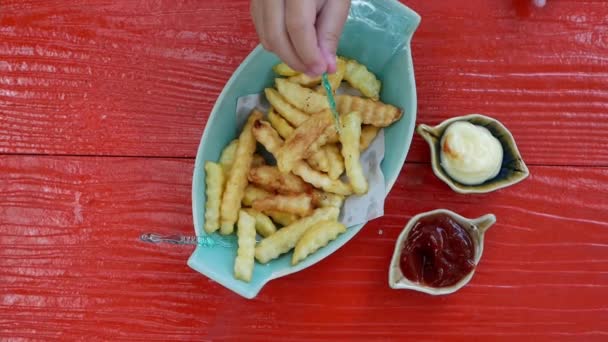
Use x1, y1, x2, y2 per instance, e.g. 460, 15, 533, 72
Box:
250, 0, 350, 76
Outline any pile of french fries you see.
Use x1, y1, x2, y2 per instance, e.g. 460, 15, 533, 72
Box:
204, 56, 403, 282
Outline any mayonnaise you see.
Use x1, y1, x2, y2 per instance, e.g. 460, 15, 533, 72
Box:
439, 121, 503, 185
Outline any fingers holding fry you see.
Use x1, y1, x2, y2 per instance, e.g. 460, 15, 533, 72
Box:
340, 112, 368, 195
292, 220, 346, 265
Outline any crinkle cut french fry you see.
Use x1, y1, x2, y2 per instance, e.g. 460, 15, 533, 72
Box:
204, 161, 225, 233
277, 109, 333, 173
292, 220, 346, 265
252, 193, 313, 217
344, 58, 381, 100
253, 120, 351, 195
311, 190, 344, 209
220, 110, 263, 234
266, 210, 299, 226
315, 57, 347, 93
219, 139, 238, 173
244, 208, 277, 238
242, 184, 272, 207
275, 78, 329, 114
292, 162, 352, 196
360, 125, 380, 151
248, 165, 311, 194
234, 210, 256, 282
255, 207, 339, 264
325, 143, 345, 180
264, 88, 309, 126
340, 112, 368, 195
288, 73, 321, 87
336, 95, 402, 128
268, 107, 294, 139
272, 62, 299, 77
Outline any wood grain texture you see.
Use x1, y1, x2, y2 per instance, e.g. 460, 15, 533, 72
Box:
1, 156, 607, 340
0, 0, 607, 165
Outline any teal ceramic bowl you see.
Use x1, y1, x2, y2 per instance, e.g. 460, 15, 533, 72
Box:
188, 0, 421, 299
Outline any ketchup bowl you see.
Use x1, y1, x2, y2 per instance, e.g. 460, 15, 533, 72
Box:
388, 209, 496, 295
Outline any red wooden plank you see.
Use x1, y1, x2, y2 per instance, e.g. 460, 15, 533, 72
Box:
1, 156, 606, 340
0, 0, 607, 165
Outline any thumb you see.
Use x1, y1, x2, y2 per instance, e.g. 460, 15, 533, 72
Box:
316, 0, 350, 73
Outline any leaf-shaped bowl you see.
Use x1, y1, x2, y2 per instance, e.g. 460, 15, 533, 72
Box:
417, 114, 529, 194
188, 0, 421, 299
389, 209, 496, 295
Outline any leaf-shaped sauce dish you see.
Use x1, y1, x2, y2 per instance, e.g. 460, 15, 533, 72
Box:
389, 209, 496, 295
417, 114, 529, 194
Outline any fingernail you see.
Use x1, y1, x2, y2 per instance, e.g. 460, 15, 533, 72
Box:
306, 63, 325, 77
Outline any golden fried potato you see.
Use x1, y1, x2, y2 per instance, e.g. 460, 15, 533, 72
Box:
248, 165, 311, 194
255, 207, 339, 264
242, 185, 272, 207
307, 148, 331, 173
325, 143, 345, 180
252, 154, 265, 167
253, 120, 283, 155
315, 57, 347, 93
234, 210, 256, 282
360, 125, 380, 151
219, 139, 238, 173
292, 162, 352, 196
292, 220, 346, 265
336, 95, 402, 128
268, 107, 294, 139
344, 59, 381, 100
311, 190, 344, 209
220, 110, 263, 234
264, 88, 309, 126
275, 78, 329, 114
288, 73, 321, 87
340, 112, 368, 195
252, 193, 313, 217
203, 161, 225, 233
266, 210, 299, 226
276, 110, 333, 173
272, 62, 299, 77
244, 208, 277, 238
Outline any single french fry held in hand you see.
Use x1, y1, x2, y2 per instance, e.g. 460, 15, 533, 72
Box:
340, 112, 368, 195
315, 57, 347, 93
292, 220, 346, 265
234, 210, 256, 282
203, 161, 225, 234
275, 78, 329, 114
272, 62, 299, 77
248, 165, 311, 194
264, 88, 309, 126
255, 207, 340, 264
360, 125, 380, 151
276, 110, 333, 173
219, 139, 238, 173
311, 190, 344, 209
336, 95, 402, 127
220, 110, 263, 234
344, 59, 381, 100
252, 193, 313, 217
244, 208, 277, 238
325, 143, 345, 180
266, 210, 299, 226
242, 184, 271, 207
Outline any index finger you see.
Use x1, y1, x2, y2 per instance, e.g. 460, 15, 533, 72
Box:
285, 0, 326, 76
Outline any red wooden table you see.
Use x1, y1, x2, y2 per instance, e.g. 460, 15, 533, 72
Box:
1, 0, 607, 340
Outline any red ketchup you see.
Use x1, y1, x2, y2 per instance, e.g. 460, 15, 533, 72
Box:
399, 214, 475, 288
